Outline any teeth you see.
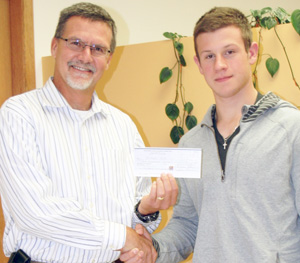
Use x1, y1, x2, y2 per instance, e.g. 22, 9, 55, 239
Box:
73, 65, 90, 72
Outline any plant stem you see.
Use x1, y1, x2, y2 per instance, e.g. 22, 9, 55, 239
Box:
274, 26, 300, 89
171, 39, 180, 103
174, 57, 180, 104
252, 28, 262, 89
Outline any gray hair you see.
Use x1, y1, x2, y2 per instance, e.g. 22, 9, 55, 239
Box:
54, 2, 117, 53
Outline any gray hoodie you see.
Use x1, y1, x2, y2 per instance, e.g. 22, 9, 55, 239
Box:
153, 92, 300, 263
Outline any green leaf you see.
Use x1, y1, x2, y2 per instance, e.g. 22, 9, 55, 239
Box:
266, 57, 279, 77
250, 9, 261, 18
170, 126, 184, 144
163, 32, 175, 39
274, 7, 291, 24
184, 102, 193, 114
159, 67, 172, 83
179, 55, 186, 67
264, 17, 278, 29
175, 42, 183, 55
291, 10, 300, 35
165, 104, 179, 120
186, 115, 197, 130
260, 7, 272, 16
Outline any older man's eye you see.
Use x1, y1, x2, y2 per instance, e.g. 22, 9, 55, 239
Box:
70, 40, 81, 46
94, 46, 105, 53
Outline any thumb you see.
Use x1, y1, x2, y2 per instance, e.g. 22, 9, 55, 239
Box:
135, 224, 144, 236
135, 224, 152, 241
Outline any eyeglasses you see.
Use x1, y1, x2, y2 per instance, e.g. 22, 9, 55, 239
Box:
58, 37, 111, 57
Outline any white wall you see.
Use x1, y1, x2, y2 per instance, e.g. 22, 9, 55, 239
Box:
33, 0, 298, 89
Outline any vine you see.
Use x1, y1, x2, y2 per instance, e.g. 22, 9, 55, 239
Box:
159, 32, 197, 144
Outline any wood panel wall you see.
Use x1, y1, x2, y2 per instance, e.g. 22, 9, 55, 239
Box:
0, 0, 35, 262
0, 0, 12, 106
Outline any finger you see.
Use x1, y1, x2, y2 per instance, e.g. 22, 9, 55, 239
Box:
152, 248, 158, 263
168, 174, 179, 205
135, 224, 144, 236
148, 181, 157, 201
160, 173, 172, 196
135, 224, 152, 241
120, 247, 139, 261
125, 250, 144, 263
156, 177, 165, 201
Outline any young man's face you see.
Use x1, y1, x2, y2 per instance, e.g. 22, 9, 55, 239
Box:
194, 26, 257, 100
51, 16, 113, 92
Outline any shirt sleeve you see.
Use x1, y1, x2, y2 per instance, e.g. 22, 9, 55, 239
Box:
291, 123, 300, 217
152, 178, 197, 262
0, 101, 126, 251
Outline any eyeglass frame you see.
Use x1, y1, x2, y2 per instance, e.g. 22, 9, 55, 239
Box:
57, 37, 111, 57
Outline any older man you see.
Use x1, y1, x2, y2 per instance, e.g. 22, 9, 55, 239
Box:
0, 3, 177, 263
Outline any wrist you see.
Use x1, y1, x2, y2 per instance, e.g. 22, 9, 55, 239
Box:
152, 237, 160, 258
135, 200, 159, 223
137, 199, 149, 215
138, 197, 157, 215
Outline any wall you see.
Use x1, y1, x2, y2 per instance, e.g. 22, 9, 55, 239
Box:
33, 0, 299, 90
42, 23, 300, 262
0, 0, 12, 106
0, 0, 11, 261
42, 24, 300, 146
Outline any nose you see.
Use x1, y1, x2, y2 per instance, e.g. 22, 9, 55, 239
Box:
214, 54, 227, 71
78, 45, 94, 63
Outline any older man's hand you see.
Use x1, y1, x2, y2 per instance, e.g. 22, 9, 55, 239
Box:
120, 226, 156, 263
138, 173, 178, 215
120, 225, 154, 263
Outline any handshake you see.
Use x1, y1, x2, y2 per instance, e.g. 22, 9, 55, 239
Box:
120, 224, 157, 263
120, 173, 178, 263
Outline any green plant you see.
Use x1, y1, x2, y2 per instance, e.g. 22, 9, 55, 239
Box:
159, 32, 197, 144
249, 7, 300, 89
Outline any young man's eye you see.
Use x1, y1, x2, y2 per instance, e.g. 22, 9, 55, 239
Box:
225, 50, 235, 55
205, 54, 214, 59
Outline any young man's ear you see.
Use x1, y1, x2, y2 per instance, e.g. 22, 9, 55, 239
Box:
194, 55, 204, 75
248, 42, 258, 65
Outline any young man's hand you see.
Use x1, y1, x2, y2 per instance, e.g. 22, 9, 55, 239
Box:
120, 225, 154, 263
120, 226, 157, 263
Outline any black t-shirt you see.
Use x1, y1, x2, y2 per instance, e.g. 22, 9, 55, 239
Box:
213, 92, 263, 171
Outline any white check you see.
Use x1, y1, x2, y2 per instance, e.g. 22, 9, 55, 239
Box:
134, 147, 202, 178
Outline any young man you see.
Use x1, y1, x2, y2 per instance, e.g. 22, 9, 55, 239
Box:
0, 3, 177, 263
123, 6, 300, 263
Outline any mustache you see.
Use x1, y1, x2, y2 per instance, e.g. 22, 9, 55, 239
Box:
67, 61, 96, 73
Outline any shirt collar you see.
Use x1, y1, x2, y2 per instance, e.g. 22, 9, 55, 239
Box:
40, 77, 110, 117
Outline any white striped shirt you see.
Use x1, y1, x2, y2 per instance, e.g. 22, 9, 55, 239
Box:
0, 78, 161, 263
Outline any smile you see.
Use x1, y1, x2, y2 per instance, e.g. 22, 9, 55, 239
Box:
68, 61, 96, 73
71, 65, 92, 73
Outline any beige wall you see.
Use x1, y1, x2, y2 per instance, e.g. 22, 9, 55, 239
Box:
44, 23, 300, 262
43, 23, 300, 146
